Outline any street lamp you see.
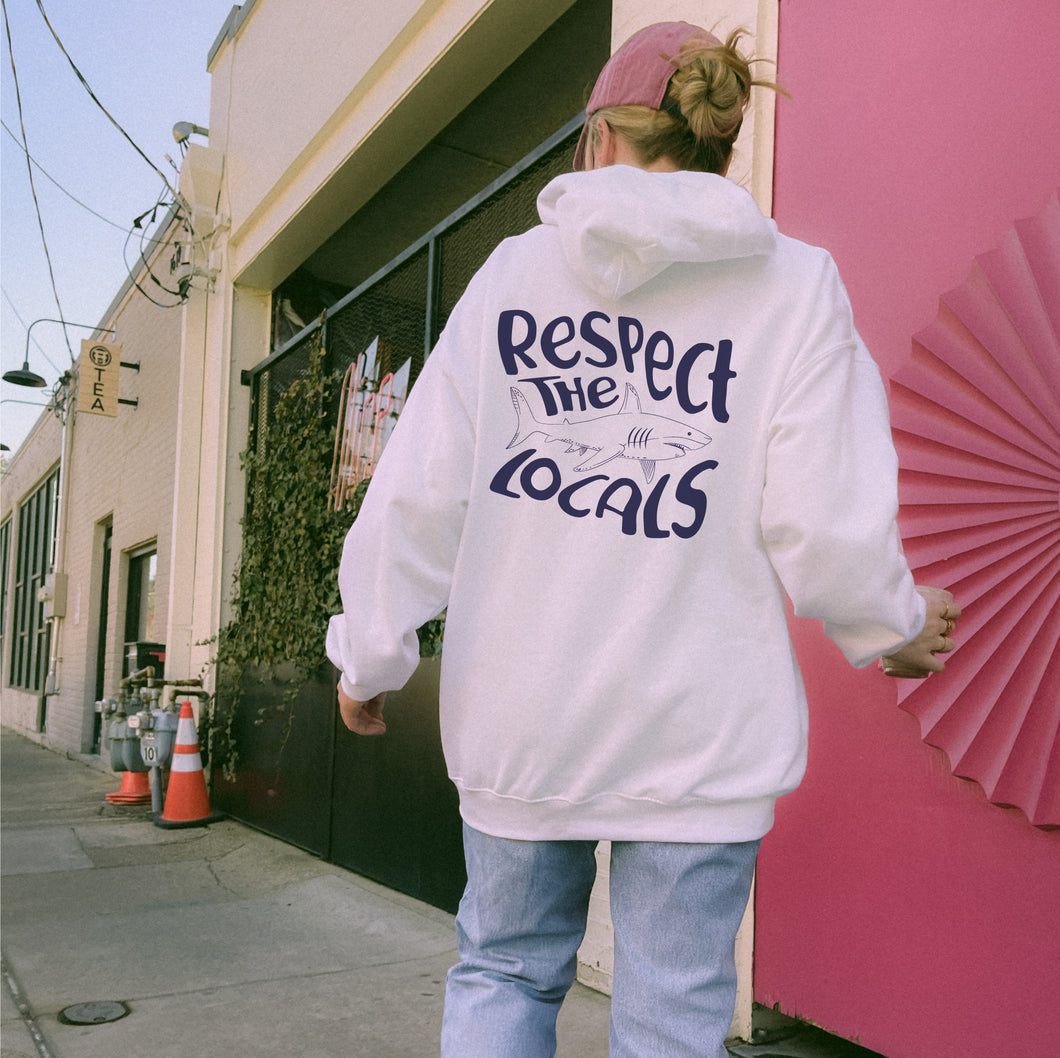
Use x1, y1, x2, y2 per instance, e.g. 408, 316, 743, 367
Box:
3, 318, 115, 388
3, 362, 46, 387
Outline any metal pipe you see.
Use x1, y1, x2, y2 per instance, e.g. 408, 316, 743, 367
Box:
149, 767, 164, 815
119, 665, 156, 690
164, 684, 209, 710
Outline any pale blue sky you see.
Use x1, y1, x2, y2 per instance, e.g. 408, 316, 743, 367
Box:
2, 0, 232, 454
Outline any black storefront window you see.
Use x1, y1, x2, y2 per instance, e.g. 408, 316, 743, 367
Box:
124, 546, 164, 676
9, 468, 59, 694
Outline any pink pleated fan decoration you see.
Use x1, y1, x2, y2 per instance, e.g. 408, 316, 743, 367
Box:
888, 191, 1060, 829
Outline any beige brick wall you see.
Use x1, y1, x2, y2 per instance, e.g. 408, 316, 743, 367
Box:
1, 234, 183, 755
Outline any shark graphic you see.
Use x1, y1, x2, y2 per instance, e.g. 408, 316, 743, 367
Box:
507, 384, 711, 483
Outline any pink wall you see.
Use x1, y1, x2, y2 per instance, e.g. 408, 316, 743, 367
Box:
757, 2, 1060, 1056
770, 0, 1060, 378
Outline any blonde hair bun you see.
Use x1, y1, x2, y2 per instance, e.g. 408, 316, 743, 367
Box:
668, 31, 755, 143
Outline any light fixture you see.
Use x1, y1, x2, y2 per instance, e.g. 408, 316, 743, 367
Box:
172, 121, 209, 144
3, 362, 47, 387
3, 318, 116, 389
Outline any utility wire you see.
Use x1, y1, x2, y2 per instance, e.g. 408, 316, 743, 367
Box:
32, 0, 178, 199
1, 119, 130, 232
7, 1, 199, 318
1, 286, 64, 375
122, 200, 186, 308
1, 0, 74, 363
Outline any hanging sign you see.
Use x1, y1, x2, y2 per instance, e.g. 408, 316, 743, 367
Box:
79, 340, 121, 417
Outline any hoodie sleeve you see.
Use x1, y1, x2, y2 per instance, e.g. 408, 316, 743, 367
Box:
760, 262, 925, 667
324, 300, 479, 701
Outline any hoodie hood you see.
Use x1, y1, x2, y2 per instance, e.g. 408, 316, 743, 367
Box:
537, 165, 778, 300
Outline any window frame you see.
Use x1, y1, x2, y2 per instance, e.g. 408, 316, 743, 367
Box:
8, 468, 60, 692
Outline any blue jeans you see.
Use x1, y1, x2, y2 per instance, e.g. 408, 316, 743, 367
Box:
441, 824, 760, 1058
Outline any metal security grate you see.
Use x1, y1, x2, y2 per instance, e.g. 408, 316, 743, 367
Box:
328, 247, 430, 398
244, 118, 582, 464
435, 133, 578, 333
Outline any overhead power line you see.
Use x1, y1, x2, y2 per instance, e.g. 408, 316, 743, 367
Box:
32, 0, 179, 199
1, 119, 130, 233
1, 0, 73, 362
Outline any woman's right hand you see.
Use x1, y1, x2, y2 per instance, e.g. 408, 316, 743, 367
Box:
338, 685, 388, 735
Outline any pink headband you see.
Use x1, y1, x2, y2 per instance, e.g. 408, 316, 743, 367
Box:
573, 21, 723, 170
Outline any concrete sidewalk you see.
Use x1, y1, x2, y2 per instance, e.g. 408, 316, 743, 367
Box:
1, 727, 611, 1057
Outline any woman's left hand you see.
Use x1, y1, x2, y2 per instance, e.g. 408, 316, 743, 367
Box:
881, 585, 962, 678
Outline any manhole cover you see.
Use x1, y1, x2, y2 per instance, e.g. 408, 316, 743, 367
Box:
58, 1001, 129, 1025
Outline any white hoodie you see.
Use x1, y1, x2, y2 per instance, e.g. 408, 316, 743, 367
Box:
326, 165, 924, 843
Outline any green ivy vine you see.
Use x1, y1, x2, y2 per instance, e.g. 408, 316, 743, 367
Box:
209, 332, 443, 779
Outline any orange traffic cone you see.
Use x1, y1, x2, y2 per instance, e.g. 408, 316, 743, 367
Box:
105, 769, 152, 805
153, 701, 225, 829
